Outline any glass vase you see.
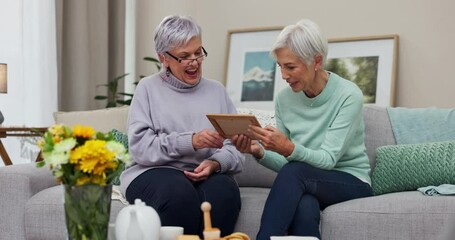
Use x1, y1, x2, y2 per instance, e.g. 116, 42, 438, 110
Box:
63, 184, 112, 240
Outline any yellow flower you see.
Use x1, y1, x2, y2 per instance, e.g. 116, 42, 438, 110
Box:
72, 125, 96, 139
48, 124, 67, 144
71, 140, 115, 174
37, 139, 45, 149
37, 124, 130, 186
90, 175, 106, 186
76, 176, 91, 186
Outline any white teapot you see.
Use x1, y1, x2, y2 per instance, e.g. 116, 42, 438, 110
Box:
115, 198, 161, 240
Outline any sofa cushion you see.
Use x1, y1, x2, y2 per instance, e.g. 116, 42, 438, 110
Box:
110, 129, 129, 185
25, 185, 126, 240
234, 154, 277, 188
321, 191, 455, 240
53, 106, 129, 133
235, 187, 270, 239
362, 105, 396, 171
111, 128, 129, 150
371, 140, 455, 195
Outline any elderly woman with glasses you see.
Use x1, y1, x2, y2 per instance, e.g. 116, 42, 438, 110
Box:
120, 15, 244, 237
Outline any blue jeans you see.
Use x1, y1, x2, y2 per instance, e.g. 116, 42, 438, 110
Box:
257, 162, 372, 240
126, 168, 241, 237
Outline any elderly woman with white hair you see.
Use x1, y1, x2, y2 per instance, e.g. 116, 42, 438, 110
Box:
120, 15, 244, 237
231, 19, 373, 240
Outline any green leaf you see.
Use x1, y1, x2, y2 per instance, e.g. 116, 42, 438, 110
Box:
116, 100, 128, 105
36, 161, 46, 168
143, 57, 160, 63
112, 73, 129, 81
118, 92, 133, 97
94, 96, 108, 100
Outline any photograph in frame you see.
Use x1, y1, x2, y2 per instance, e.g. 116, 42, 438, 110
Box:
225, 30, 398, 109
224, 28, 285, 110
241, 51, 276, 102
326, 35, 399, 106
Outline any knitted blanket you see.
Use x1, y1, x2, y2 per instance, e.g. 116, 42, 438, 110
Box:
386, 107, 455, 144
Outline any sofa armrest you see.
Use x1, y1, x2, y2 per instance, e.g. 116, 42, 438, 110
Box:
0, 163, 58, 239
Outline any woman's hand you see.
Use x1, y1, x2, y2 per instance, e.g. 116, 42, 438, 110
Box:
231, 134, 264, 159
248, 125, 295, 157
184, 159, 220, 181
192, 129, 224, 149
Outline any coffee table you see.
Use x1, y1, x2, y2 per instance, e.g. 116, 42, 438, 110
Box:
0, 126, 47, 165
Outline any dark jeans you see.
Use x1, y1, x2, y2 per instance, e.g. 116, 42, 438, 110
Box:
257, 162, 372, 240
125, 168, 241, 237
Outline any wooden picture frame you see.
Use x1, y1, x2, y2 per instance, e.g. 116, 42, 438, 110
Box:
206, 114, 261, 138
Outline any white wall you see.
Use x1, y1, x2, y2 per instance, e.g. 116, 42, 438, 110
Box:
0, 0, 57, 166
134, 0, 455, 108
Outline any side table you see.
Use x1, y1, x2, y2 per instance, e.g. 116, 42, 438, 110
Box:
0, 126, 48, 166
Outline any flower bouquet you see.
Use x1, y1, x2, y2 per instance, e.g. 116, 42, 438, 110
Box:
37, 124, 130, 240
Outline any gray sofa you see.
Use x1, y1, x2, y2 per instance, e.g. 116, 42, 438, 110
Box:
1, 105, 454, 240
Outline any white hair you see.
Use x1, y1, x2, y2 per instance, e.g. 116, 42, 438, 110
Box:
271, 19, 328, 66
154, 15, 202, 55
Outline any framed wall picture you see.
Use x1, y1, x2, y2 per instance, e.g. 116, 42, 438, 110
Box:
224, 27, 284, 110
225, 30, 398, 110
327, 35, 399, 107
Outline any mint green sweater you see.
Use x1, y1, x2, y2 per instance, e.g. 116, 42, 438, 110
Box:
259, 72, 371, 185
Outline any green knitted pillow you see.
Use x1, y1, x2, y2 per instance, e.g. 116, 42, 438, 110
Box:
371, 141, 455, 195
110, 129, 128, 185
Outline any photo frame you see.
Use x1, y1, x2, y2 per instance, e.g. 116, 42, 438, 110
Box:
206, 114, 261, 138
224, 27, 285, 110
327, 35, 399, 107
225, 28, 398, 109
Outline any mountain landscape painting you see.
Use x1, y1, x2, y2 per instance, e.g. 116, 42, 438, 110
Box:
241, 51, 276, 101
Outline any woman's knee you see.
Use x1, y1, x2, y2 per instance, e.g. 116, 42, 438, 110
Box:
199, 174, 241, 209
275, 162, 307, 183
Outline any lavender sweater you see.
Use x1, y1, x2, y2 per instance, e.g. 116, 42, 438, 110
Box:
120, 71, 245, 195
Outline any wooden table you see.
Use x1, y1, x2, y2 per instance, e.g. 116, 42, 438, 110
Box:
0, 126, 48, 166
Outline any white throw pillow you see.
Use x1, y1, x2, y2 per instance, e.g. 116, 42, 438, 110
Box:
236, 108, 276, 128
53, 106, 129, 133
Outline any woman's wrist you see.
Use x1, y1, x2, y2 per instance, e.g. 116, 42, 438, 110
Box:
210, 160, 221, 173
252, 141, 265, 159
282, 141, 295, 158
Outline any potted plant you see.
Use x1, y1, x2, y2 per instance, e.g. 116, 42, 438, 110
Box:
95, 56, 161, 108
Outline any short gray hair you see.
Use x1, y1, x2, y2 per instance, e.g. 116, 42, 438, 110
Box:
271, 19, 328, 66
154, 15, 202, 55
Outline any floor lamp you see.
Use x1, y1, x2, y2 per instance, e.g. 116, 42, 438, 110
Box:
0, 63, 6, 124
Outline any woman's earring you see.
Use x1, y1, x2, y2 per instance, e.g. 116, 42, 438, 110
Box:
166, 68, 170, 77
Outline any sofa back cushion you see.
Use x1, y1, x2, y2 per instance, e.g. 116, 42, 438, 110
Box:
363, 105, 396, 171
234, 153, 277, 188
53, 106, 129, 133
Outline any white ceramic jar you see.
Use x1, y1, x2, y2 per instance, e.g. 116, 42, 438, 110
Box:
115, 198, 161, 240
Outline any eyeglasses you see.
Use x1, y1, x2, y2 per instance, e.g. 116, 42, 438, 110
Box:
166, 47, 208, 65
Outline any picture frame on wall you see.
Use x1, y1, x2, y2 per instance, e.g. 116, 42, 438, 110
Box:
326, 35, 399, 107
224, 27, 284, 111
225, 29, 398, 110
